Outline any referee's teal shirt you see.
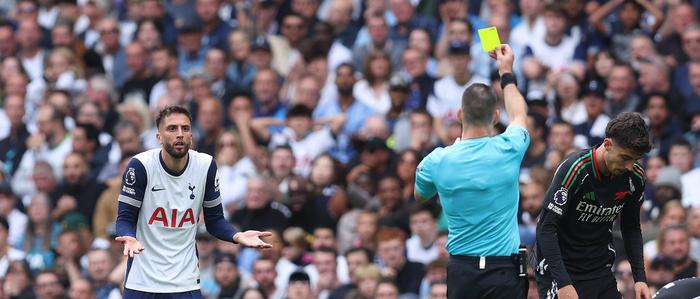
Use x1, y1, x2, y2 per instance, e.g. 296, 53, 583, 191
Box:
415, 125, 530, 256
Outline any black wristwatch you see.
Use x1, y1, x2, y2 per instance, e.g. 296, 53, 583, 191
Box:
500, 72, 517, 89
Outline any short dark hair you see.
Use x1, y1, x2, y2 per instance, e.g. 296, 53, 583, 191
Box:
605, 112, 653, 154
75, 123, 100, 145
345, 246, 374, 261
409, 201, 440, 219
670, 138, 692, 151
286, 104, 313, 119
461, 83, 497, 126
155, 106, 192, 129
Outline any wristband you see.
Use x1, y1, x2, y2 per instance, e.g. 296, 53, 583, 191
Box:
500, 72, 517, 89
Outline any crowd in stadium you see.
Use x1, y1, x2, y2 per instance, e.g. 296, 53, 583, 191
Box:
0, 0, 699, 298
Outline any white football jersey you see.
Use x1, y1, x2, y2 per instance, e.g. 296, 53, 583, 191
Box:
118, 149, 221, 293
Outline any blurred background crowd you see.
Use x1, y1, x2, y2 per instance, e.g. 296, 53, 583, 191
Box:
0, 0, 699, 298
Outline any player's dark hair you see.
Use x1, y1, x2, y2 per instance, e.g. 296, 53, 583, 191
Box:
155, 105, 192, 129
605, 112, 652, 154
461, 83, 497, 127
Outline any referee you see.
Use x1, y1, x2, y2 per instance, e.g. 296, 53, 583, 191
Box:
414, 44, 529, 299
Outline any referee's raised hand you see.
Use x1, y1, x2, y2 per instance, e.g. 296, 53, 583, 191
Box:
492, 44, 515, 76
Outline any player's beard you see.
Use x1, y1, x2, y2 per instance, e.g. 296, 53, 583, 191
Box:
164, 140, 189, 159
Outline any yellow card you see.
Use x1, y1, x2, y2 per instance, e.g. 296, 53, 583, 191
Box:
478, 26, 501, 52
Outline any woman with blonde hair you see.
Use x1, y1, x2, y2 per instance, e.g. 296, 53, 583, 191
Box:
216, 129, 257, 216
45, 47, 87, 95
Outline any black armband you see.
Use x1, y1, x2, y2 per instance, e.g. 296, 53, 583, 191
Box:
500, 72, 517, 89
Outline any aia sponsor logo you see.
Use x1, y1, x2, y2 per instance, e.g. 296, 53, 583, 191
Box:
148, 208, 195, 227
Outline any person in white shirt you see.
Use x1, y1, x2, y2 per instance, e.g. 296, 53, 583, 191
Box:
353, 51, 393, 114
406, 203, 440, 265
0, 217, 26, 278
115, 106, 273, 297
251, 104, 346, 176
0, 183, 28, 248
427, 41, 488, 144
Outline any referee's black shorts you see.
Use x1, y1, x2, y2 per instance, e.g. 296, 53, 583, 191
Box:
536, 272, 621, 299
448, 255, 527, 299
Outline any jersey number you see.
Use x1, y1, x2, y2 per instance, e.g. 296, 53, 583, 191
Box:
148, 208, 196, 228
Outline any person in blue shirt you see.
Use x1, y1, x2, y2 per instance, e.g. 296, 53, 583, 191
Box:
414, 44, 529, 299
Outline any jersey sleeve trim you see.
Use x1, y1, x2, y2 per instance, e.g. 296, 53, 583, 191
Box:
561, 152, 592, 189
118, 194, 143, 208
203, 197, 222, 208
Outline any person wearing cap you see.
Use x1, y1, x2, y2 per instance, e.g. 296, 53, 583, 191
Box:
573, 80, 611, 149
427, 40, 489, 145
250, 36, 274, 71
212, 253, 245, 299
176, 17, 207, 75
415, 44, 529, 298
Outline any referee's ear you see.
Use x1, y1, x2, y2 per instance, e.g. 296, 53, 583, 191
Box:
457, 109, 463, 124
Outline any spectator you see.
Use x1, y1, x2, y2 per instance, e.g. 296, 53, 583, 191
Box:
49, 152, 106, 227
0, 216, 26, 277
251, 258, 283, 299
352, 12, 405, 73
86, 249, 119, 299
230, 176, 291, 232
0, 95, 29, 176
215, 130, 257, 214
400, 48, 435, 111
657, 224, 697, 280
17, 193, 59, 273
375, 227, 424, 297
405, 203, 439, 265
212, 252, 246, 299
573, 80, 610, 149
0, 182, 27, 247
286, 271, 312, 299
353, 51, 393, 114
33, 270, 65, 299
645, 93, 683, 158
68, 278, 95, 299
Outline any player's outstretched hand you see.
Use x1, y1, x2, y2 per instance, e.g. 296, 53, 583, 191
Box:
234, 231, 273, 249
115, 236, 145, 257
634, 282, 651, 299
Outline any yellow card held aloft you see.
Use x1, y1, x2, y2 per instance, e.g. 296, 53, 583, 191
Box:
478, 26, 501, 52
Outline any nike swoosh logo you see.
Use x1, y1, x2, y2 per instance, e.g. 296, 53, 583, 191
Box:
151, 187, 165, 192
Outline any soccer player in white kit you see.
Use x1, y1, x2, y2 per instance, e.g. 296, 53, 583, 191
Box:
115, 106, 272, 298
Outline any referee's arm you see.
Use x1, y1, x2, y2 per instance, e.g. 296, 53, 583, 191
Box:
414, 148, 442, 202
495, 44, 528, 129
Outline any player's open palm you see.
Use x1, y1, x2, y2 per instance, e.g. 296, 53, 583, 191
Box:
115, 236, 145, 257
234, 230, 273, 249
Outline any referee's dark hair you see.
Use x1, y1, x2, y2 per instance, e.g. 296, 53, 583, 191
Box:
155, 106, 192, 129
605, 112, 653, 154
461, 83, 498, 127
